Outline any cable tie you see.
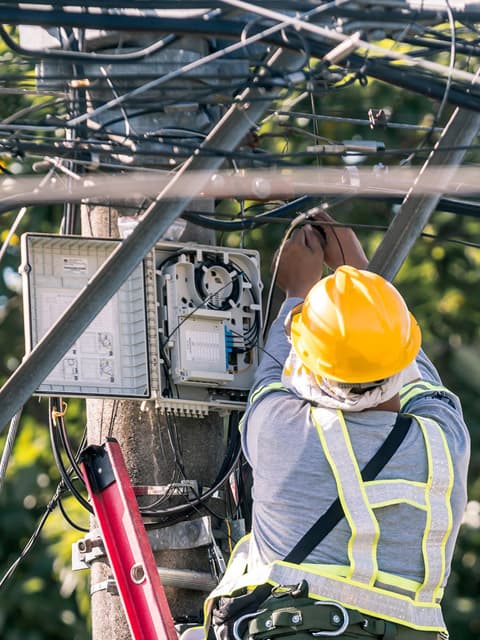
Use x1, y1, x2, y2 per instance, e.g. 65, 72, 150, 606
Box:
51, 401, 68, 427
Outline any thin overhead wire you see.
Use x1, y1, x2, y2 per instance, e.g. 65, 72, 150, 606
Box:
0, 480, 72, 590
434, 0, 457, 125
270, 110, 445, 133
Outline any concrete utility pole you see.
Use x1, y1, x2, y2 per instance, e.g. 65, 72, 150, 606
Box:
82, 205, 223, 639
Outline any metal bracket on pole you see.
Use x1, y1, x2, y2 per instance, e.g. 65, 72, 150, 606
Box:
79, 438, 178, 640
368, 105, 480, 281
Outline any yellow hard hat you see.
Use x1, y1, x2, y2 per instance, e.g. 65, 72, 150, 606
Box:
290, 265, 421, 383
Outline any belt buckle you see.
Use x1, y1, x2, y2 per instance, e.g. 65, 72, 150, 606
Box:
311, 601, 350, 637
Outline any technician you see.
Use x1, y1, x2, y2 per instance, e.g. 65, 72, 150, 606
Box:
204, 210, 470, 640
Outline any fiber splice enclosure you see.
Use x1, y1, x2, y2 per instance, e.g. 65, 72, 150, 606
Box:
21, 234, 263, 414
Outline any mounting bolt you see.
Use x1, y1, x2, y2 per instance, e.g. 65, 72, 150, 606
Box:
291, 613, 302, 624
130, 563, 146, 584
332, 614, 341, 625
77, 540, 88, 553
265, 619, 273, 629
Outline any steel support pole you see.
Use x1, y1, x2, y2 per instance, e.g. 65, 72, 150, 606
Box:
0, 47, 294, 432
368, 105, 480, 280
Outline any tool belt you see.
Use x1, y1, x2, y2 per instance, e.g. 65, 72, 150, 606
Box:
212, 581, 444, 640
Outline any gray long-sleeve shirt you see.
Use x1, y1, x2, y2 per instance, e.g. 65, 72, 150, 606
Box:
242, 298, 470, 586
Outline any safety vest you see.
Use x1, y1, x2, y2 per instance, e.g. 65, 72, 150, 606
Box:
200, 379, 456, 635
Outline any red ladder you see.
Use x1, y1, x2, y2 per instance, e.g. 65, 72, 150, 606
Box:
80, 438, 177, 640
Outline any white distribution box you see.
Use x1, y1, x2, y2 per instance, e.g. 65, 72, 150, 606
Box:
21, 234, 151, 399
21, 234, 263, 415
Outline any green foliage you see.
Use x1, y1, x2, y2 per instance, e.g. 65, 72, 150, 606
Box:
0, 408, 89, 639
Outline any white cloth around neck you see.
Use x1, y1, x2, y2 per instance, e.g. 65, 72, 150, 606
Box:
281, 347, 421, 412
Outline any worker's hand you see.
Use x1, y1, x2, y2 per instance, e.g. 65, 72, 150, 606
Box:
275, 223, 325, 298
308, 209, 368, 271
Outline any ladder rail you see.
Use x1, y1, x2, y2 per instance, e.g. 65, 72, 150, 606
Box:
80, 438, 178, 640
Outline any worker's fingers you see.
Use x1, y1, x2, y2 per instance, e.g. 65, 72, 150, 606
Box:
303, 223, 326, 251
308, 210, 344, 252
303, 210, 329, 245
289, 224, 325, 252
272, 223, 325, 277
305, 209, 369, 270
288, 226, 307, 246
287, 224, 323, 251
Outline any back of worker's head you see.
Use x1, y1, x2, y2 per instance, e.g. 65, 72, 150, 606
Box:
289, 265, 421, 385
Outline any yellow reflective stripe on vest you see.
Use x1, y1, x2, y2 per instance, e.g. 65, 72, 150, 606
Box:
411, 414, 454, 603
400, 381, 449, 409
365, 479, 426, 510
266, 561, 446, 631
206, 543, 448, 631
311, 408, 380, 587
240, 382, 290, 432
299, 562, 444, 599
249, 382, 289, 406
206, 544, 447, 632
